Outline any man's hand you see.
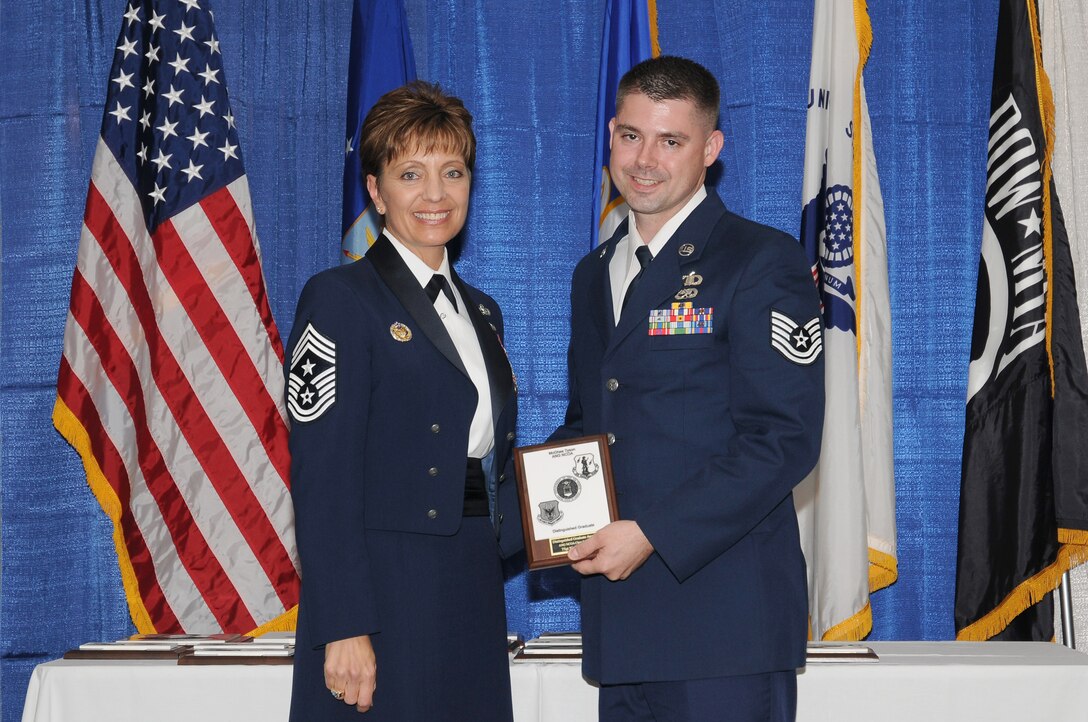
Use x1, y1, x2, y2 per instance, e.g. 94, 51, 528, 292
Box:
568, 520, 654, 580
325, 635, 377, 713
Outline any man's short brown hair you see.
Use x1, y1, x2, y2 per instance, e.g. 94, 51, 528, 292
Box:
359, 81, 476, 178
616, 56, 720, 130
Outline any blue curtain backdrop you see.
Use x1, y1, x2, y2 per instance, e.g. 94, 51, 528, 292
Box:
0, 0, 996, 718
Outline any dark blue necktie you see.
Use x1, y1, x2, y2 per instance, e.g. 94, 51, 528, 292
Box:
425, 273, 458, 312
620, 245, 653, 315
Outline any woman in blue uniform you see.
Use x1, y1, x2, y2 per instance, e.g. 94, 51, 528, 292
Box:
286, 81, 521, 720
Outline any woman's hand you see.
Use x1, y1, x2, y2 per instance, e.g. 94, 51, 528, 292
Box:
325, 635, 377, 712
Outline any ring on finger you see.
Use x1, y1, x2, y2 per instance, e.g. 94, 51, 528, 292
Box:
330, 689, 345, 701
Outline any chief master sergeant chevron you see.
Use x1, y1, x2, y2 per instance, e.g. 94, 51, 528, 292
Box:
552, 56, 825, 722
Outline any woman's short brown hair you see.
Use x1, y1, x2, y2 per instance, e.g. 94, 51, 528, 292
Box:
358, 81, 476, 178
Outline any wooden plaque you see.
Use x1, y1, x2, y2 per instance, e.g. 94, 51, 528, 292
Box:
514, 435, 618, 569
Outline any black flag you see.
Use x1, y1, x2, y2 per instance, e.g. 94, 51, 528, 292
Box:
955, 0, 1088, 641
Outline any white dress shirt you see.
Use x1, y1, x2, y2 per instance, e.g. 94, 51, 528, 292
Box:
609, 185, 708, 324
385, 232, 495, 458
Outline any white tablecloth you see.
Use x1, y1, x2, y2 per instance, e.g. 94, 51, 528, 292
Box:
22, 642, 1088, 722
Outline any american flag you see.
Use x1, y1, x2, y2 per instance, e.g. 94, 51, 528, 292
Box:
53, 0, 299, 634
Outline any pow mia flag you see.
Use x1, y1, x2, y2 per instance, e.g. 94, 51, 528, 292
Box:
955, 0, 1088, 641
288, 323, 337, 423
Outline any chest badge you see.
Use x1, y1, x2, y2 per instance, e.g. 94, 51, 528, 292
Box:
674, 287, 699, 300
683, 272, 703, 287
389, 322, 412, 342
649, 302, 714, 336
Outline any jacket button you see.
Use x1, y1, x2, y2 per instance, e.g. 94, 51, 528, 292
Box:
606, 433, 616, 445
606, 378, 619, 392
431, 424, 440, 433
498, 513, 504, 524
498, 473, 506, 483
427, 509, 438, 519
428, 467, 439, 477
506, 431, 515, 442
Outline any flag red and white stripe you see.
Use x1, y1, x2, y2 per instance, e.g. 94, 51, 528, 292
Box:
54, 0, 298, 634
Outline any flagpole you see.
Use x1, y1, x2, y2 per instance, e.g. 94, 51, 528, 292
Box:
1059, 572, 1075, 648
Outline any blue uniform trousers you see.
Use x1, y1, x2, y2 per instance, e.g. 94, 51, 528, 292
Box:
599, 670, 797, 722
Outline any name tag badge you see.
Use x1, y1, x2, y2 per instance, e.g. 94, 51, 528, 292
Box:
649, 303, 714, 336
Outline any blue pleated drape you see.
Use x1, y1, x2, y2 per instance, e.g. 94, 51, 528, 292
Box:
0, 1, 998, 718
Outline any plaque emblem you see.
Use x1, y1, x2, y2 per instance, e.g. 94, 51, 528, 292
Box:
538, 500, 563, 525
572, 454, 599, 479
389, 322, 412, 342
554, 476, 582, 502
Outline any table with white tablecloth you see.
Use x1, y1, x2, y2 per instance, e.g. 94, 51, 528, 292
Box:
22, 642, 1088, 722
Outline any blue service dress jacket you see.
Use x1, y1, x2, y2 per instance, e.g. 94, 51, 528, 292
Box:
555, 189, 825, 684
284, 234, 522, 718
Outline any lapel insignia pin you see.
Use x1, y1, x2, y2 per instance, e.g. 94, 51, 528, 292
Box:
674, 287, 699, 300
389, 322, 412, 342
678, 243, 695, 257
599, 246, 608, 258
478, 304, 491, 317
683, 272, 703, 287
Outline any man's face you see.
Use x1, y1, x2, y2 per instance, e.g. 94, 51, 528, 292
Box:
609, 92, 723, 239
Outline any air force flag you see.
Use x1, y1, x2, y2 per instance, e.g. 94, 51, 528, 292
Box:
341, 0, 416, 262
795, 0, 897, 641
591, 0, 658, 248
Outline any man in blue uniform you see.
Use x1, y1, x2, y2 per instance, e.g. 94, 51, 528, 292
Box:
556, 56, 824, 721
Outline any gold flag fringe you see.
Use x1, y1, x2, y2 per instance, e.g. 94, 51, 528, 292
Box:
956, 540, 1088, 640
53, 396, 157, 634
1027, 0, 1057, 393
869, 547, 898, 593
647, 0, 661, 58
822, 601, 872, 642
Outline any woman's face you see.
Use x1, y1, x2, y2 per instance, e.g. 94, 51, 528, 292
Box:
366, 148, 471, 267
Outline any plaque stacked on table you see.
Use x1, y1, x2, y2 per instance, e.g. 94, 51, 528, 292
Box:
511, 632, 582, 662
179, 631, 295, 665
64, 632, 295, 664
804, 642, 878, 663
